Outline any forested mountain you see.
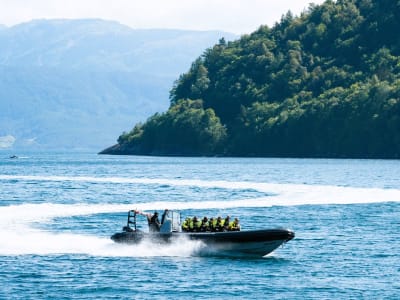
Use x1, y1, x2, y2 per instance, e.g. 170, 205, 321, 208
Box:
0, 19, 235, 150
105, 0, 400, 158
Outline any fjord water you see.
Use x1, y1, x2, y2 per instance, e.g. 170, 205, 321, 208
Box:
0, 153, 399, 299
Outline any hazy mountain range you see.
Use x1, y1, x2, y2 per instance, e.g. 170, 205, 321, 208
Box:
0, 19, 235, 151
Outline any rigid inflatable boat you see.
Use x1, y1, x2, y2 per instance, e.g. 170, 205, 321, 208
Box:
111, 210, 294, 257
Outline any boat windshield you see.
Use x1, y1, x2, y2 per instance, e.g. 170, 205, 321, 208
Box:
160, 210, 181, 233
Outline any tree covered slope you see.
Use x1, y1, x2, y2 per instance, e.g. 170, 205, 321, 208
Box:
104, 0, 400, 158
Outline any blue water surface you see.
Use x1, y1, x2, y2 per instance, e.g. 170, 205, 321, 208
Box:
0, 153, 399, 299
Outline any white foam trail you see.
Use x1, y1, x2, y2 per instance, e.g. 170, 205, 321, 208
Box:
265, 184, 400, 206
0, 203, 207, 256
0, 202, 209, 257
0, 226, 205, 256
1, 174, 400, 256
1, 174, 400, 206
1, 183, 397, 226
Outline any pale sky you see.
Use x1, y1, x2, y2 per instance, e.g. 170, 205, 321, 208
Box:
0, 0, 325, 34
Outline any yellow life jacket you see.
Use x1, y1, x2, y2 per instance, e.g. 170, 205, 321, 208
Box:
229, 221, 240, 231
182, 218, 191, 231
209, 219, 217, 231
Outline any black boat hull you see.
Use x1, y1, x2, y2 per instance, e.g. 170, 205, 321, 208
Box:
111, 229, 294, 257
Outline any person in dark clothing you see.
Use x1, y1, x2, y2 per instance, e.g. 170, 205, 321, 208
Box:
161, 209, 169, 224
191, 216, 201, 232
147, 211, 161, 232
209, 217, 216, 232
215, 216, 224, 232
200, 217, 209, 232
223, 216, 230, 231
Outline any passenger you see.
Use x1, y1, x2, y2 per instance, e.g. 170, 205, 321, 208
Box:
215, 216, 224, 232
161, 209, 169, 224
200, 217, 209, 232
147, 211, 161, 232
209, 217, 216, 232
182, 217, 191, 232
229, 218, 241, 231
223, 216, 230, 231
190, 216, 201, 232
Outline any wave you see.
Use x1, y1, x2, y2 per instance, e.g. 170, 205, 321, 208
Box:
1, 174, 399, 256
0, 202, 208, 257
0, 226, 205, 257
1, 185, 400, 225
1, 174, 400, 206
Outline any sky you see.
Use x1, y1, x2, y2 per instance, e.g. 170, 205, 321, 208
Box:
0, 0, 326, 34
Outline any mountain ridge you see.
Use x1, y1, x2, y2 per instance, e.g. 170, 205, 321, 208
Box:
0, 19, 236, 151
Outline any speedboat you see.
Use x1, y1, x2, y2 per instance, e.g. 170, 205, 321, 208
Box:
111, 210, 295, 257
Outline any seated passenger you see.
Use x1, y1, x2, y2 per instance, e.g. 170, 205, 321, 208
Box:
200, 217, 209, 232
223, 216, 230, 231
215, 216, 224, 232
182, 217, 191, 232
229, 218, 241, 231
209, 217, 216, 232
191, 216, 201, 232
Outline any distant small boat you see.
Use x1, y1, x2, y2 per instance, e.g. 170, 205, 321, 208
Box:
111, 210, 295, 257
9, 155, 18, 159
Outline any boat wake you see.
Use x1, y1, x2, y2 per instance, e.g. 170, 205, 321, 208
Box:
0, 203, 206, 257
1, 174, 400, 207
0, 174, 399, 257
0, 227, 206, 257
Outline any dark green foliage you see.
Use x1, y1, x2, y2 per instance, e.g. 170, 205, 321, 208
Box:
111, 0, 400, 158
116, 99, 227, 156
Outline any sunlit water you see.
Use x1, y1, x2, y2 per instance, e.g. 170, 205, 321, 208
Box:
0, 153, 399, 299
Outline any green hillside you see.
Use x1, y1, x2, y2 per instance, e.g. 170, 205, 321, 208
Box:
103, 0, 400, 158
